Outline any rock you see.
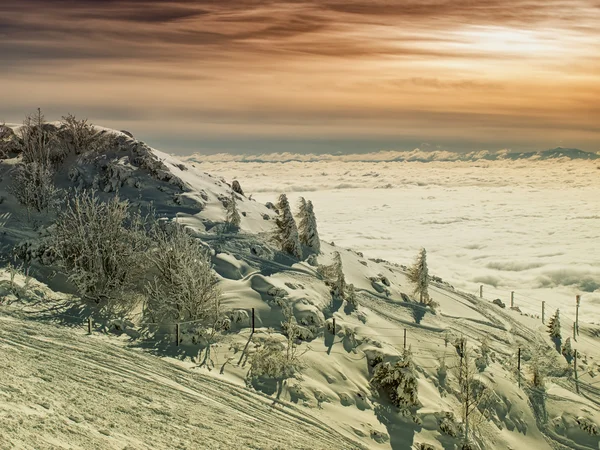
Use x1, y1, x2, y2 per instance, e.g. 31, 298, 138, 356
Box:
120, 130, 134, 138
492, 298, 506, 308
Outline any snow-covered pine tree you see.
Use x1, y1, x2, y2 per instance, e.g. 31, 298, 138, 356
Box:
532, 363, 544, 388
275, 194, 302, 259
297, 197, 320, 255
225, 191, 241, 230
562, 337, 573, 359
371, 347, 419, 409
346, 283, 358, 310
407, 248, 429, 303
331, 251, 346, 300
547, 309, 561, 339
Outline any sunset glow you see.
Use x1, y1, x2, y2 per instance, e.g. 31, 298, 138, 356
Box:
0, 0, 598, 154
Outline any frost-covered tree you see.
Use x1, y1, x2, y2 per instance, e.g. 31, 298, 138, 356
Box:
297, 197, 320, 255
371, 347, 419, 409
50, 190, 150, 313
548, 309, 561, 339
145, 221, 221, 325
407, 248, 429, 303
225, 192, 241, 230
274, 194, 302, 258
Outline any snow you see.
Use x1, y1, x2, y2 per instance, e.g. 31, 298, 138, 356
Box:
1, 123, 600, 449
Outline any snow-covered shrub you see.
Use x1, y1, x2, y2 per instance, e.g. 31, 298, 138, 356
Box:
417, 444, 435, 450
58, 114, 107, 158
297, 197, 320, 255
230, 309, 249, 325
576, 417, 599, 435
11, 161, 59, 214
50, 190, 150, 313
407, 248, 429, 303
274, 194, 302, 258
371, 347, 420, 409
144, 220, 221, 325
439, 412, 462, 437
248, 334, 304, 382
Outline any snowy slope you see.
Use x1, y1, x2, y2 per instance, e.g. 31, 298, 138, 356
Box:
1, 124, 600, 450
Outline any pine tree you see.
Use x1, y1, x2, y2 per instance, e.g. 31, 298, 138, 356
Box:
532, 363, 544, 388
297, 197, 320, 254
547, 309, 561, 339
346, 283, 358, 310
275, 194, 302, 259
225, 192, 241, 230
562, 337, 573, 359
331, 251, 346, 300
371, 347, 419, 409
407, 248, 429, 303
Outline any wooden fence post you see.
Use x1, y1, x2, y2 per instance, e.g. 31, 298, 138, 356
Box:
251, 308, 255, 333
87, 317, 92, 335
542, 301, 545, 324
574, 349, 579, 394
403, 329, 407, 350
576, 295, 581, 337
479, 285, 483, 298
510, 291, 514, 308
176, 323, 180, 346
517, 348, 521, 388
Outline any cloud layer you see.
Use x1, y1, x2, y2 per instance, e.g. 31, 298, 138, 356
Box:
1, 0, 599, 154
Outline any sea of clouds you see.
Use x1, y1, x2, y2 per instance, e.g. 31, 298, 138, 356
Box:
187, 155, 600, 325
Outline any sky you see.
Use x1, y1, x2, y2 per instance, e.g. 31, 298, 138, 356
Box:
1, 0, 599, 155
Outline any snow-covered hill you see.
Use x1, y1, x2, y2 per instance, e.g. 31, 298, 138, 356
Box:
1, 122, 600, 450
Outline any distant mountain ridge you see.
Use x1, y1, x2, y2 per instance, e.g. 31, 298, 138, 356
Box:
185, 147, 600, 164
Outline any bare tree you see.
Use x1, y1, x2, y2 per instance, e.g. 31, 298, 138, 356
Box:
454, 341, 491, 445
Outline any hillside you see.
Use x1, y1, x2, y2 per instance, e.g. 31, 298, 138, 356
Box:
1, 121, 600, 450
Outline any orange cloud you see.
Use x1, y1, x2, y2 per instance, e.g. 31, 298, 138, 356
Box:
0, 0, 598, 154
